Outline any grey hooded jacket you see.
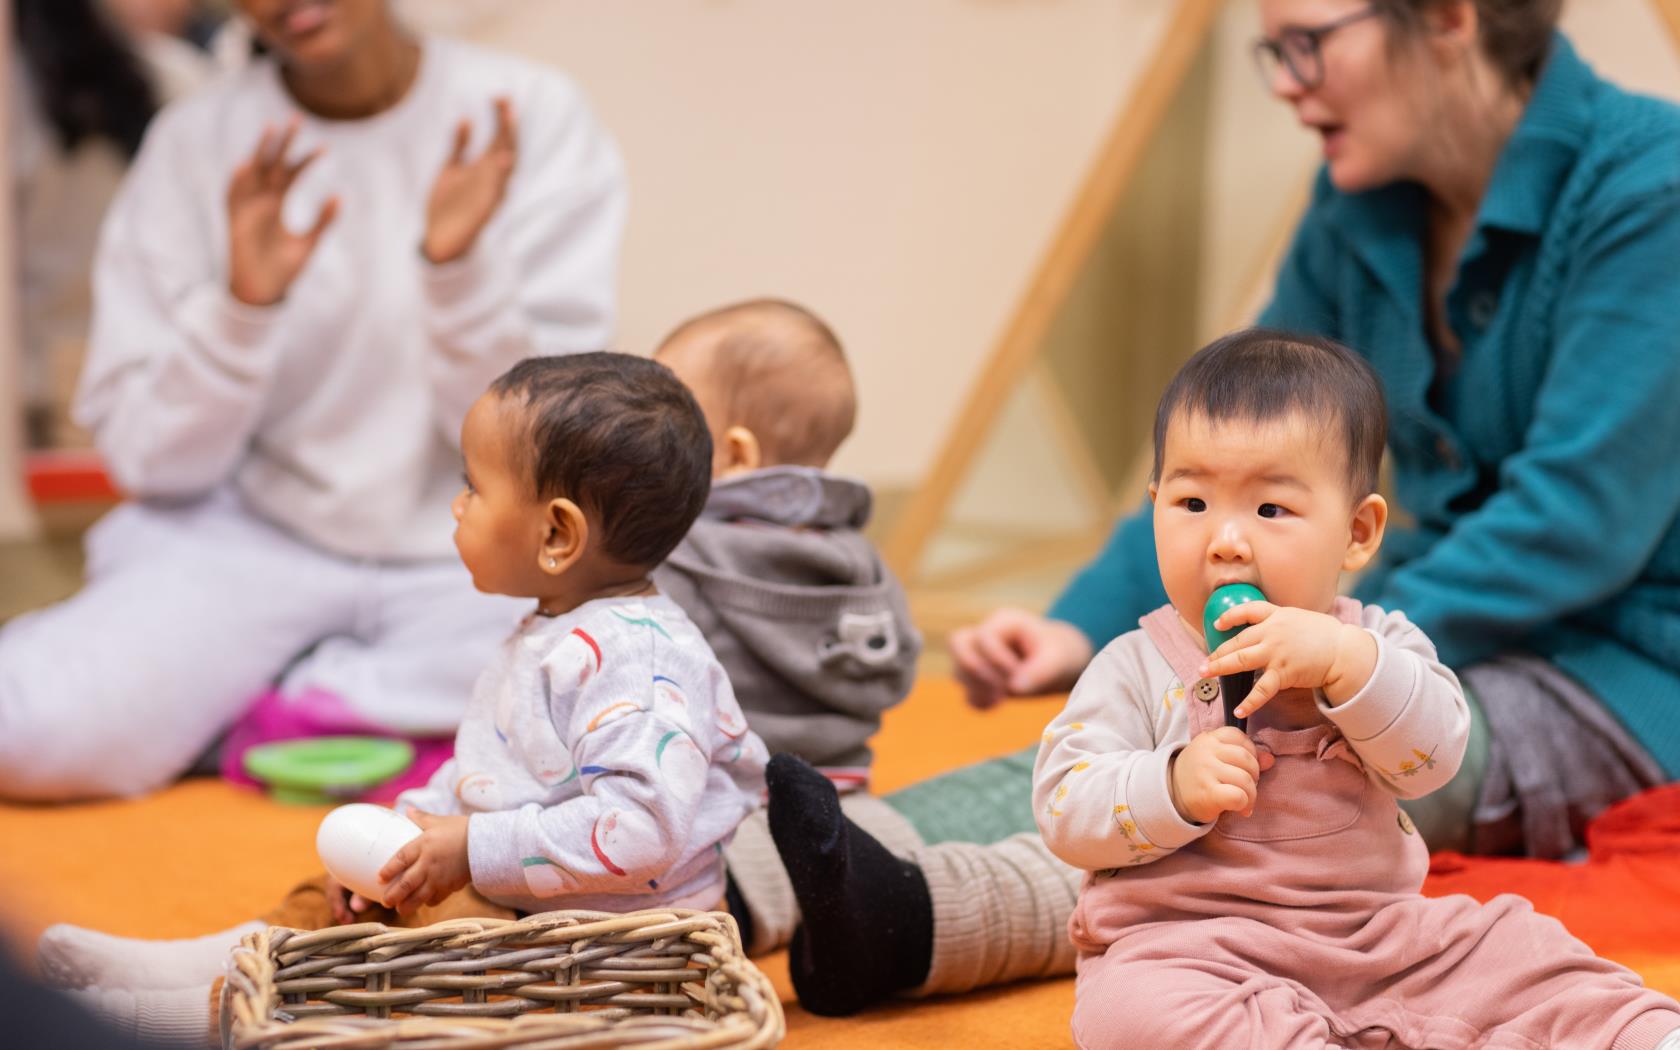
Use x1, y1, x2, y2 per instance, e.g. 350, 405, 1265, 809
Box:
653, 467, 922, 776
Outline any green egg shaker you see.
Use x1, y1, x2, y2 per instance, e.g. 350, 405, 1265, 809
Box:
1203, 583, 1265, 731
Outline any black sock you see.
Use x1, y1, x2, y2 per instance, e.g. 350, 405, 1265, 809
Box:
765, 753, 934, 1016
723, 869, 755, 949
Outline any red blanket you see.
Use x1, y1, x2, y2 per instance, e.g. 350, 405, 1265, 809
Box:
1423, 784, 1680, 996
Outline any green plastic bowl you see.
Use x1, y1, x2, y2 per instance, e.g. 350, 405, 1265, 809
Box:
242, 736, 414, 805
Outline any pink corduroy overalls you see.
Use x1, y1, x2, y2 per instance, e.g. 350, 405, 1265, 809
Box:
1067, 602, 1680, 1050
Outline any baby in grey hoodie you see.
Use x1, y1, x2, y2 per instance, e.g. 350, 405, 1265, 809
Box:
650, 300, 924, 951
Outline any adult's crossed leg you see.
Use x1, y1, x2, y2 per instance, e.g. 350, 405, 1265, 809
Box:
274, 555, 525, 738
0, 496, 359, 800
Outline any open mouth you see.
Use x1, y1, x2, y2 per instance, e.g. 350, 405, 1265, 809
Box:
278, 0, 332, 38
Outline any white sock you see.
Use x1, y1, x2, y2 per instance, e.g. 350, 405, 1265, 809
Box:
70, 984, 214, 1047
37, 920, 263, 990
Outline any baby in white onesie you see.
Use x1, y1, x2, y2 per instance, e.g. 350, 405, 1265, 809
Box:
40, 352, 768, 1042
374, 350, 768, 916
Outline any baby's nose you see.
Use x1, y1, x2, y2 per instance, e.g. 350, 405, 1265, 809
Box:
1209, 518, 1251, 559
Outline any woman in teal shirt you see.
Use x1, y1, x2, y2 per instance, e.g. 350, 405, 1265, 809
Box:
1041, 39, 1680, 859
772, 0, 1680, 1016
963, 0, 1680, 854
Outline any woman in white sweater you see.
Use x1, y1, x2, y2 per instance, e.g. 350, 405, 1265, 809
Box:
0, 0, 626, 801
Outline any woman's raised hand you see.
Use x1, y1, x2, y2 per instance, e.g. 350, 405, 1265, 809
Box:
227, 118, 339, 306
422, 97, 518, 265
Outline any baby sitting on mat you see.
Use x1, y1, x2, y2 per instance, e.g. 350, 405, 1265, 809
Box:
41, 352, 769, 1044
1034, 328, 1680, 1050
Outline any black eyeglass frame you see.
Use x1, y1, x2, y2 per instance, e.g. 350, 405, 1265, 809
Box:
1252, 6, 1381, 90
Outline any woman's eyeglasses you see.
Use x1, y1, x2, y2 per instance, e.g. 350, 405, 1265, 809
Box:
1253, 6, 1379, 90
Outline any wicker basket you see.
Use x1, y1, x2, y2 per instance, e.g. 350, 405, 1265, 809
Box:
220, 909, 784, 1049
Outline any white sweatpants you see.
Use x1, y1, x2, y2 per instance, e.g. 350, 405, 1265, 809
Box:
0, 492, 525, 801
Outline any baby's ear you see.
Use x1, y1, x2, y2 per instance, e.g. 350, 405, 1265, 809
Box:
1344, 493, 1388, 572
719, 425, 762, 479
539, 498, 588, 574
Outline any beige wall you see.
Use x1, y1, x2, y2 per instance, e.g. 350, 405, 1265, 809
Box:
10, 2, 1668, 514
442, 0, 1678, 494
444, 0, 1181, 487
939, 40, 1215, 541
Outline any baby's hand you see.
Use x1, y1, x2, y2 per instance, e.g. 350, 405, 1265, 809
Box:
378, 810, 472, 914
324, 876, 374, 924
1199, 602, 1378, 716
1169, 727, 1274, 824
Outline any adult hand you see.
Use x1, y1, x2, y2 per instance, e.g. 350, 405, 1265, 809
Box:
949, 609, 1093, 710
1168, 727, 1274, 824
422, 97, 518, 265
227, 118, 339, 306
378, 809, 472, 914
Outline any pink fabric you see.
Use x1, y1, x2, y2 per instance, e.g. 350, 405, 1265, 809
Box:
1615, 1012, 1680, 1050
220, 688, 454, 803
1067, 604, 1680, 1050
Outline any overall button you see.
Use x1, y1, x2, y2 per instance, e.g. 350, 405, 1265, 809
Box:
1194, 679, 1220, 703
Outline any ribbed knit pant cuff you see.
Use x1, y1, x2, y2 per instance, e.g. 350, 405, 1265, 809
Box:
914, 831, 1082, 996
1612, 1009, 1680, 1050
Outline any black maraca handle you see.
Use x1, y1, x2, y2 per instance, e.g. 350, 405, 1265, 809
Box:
1204, 583, 1266, 734
1221, 671, 1253, 731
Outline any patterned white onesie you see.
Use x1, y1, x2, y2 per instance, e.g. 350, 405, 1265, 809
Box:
396, 594, 767, 913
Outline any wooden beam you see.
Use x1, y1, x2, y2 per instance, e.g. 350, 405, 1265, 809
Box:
1030, 361, 1116, 522
1656, 0, 1680, 51
0, 7, 39, 539
930, 518, 1100, 546
1109, 441, 1156, 519
883, 0, 1224, 579
910, 589, 1023, 640
1205, 167, 1314, 340
915, 525, 1111, 593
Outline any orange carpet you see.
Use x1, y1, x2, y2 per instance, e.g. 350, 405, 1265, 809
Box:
0, 679, 1675, 1047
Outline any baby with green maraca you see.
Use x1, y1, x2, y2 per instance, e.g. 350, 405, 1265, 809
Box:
1032, 328, 1680, 1049
1139, 333, 1396, 828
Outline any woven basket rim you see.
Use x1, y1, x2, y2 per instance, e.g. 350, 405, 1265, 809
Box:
222, 907, 784, 1050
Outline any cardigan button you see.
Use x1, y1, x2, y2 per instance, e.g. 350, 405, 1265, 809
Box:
1434, 435, 1460, 470
1194, 679, 1220, 703
1468, 291, 1498, 329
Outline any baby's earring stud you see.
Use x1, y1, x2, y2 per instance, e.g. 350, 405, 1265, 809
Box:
547, 558, 557, 568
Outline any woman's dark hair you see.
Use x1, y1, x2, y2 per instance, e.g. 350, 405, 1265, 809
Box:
13, 0, 159, 158
1373, 0, 1562, 87
491, 353, 714, 569
1152, 328, 1389, 499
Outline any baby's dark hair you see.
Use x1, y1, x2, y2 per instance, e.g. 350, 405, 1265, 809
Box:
490, 353, 712, 568
1152, 328, 1388, 498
